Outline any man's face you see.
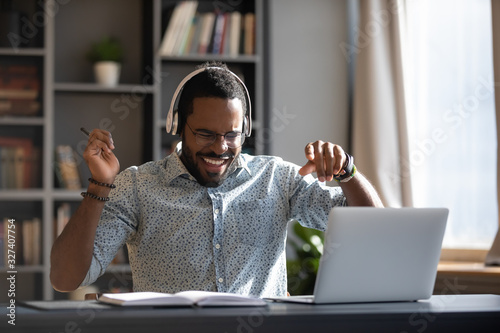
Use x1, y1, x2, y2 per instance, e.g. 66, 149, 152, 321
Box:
180, 97, 244, 187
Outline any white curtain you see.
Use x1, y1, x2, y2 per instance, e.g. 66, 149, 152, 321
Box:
351, 0, 412, 207
486, 0, 500, 265
351, 0, 500, 260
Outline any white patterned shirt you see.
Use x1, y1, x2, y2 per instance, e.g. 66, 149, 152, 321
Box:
81, 147, 345, 297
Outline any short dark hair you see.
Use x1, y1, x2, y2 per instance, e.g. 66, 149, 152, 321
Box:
177, 62, 248, 133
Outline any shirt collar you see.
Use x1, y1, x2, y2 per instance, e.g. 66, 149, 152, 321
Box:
235, 152, 252, 177
163, 142, 252, 185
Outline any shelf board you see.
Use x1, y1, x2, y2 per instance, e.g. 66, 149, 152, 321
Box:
54, 82, 155, 94
160, 54, 260, 64
52, 189, 85, 201
0, 189, 87, 201
0, 116, 45, 126
0, 48, 45, 57
0, 189, 45, 200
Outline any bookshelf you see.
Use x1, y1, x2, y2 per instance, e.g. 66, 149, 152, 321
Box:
0, 0, 265, 301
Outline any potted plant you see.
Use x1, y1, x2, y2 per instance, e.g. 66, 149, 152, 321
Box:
286, 221, 324, 295
86, 36, 123, 87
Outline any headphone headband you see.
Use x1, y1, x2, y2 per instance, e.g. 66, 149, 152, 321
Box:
166, 66, 252, 136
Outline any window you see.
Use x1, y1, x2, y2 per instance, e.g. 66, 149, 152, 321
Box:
401, 0, 498, 249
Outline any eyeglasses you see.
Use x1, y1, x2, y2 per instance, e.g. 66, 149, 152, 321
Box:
185, 122, 246, 148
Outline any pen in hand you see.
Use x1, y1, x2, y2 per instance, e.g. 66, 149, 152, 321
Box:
80, 127, 116, 152
80, 127, 90, 137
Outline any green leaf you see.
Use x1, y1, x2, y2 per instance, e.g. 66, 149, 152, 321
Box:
86, 37, 124, 63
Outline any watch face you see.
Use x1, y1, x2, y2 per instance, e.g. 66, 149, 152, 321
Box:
335, 164, 356, 183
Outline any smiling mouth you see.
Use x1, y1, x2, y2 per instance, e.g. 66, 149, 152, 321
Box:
202, 156, 227, 166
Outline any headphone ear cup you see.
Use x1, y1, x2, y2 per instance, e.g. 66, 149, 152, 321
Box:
166, 106, 174, 134
172, 110, 179, 135
243, 116, 248, 136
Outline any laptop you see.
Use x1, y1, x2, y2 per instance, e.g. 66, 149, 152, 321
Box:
270, 207, 448, 304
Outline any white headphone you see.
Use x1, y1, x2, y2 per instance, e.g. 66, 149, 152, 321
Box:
165, 67, 252, 136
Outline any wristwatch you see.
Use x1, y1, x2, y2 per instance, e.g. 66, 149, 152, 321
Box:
333, 153, 356, 183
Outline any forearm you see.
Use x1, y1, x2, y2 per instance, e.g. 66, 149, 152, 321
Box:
339, 172, 384, 207
50, 184, 111, 292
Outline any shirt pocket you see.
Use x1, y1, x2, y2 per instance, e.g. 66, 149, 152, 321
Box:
235, 199, 276, 247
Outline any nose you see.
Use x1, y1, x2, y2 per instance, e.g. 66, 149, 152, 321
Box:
211, 135, 228, 155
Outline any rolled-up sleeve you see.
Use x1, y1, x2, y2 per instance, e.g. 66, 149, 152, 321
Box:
79, 168, 139, 288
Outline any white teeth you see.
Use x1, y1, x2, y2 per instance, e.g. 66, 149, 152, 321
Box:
202, 157, 225, 166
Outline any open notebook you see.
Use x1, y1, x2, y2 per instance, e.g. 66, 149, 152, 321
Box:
98, 290, 267, 307
269, 207, 448, 304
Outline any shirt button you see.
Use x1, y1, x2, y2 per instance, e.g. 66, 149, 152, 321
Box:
218, 278, 224, 283
215, 244, 221, 249
214, 209, 219, 214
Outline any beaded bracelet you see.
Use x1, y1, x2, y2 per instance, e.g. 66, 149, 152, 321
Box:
88, 178, 116, 189
81, 192, 110, 202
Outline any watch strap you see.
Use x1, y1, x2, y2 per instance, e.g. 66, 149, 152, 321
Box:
333, 153, 356, 182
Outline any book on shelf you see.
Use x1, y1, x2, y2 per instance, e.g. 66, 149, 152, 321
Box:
243, 12, 255, 55
54, 145, 82, 190
0, 64, 41, 117
159, 1, 199, 56
180, 13, 198, 55
0, 136, 40, 189
228, 11, 242, 57
21, 217, 41, 266
185, 13, 201, 54
197, 12, 216, 55
211, 12, 226, 54
98, 290, 267, 307
159, 1, 255, 57
0, 100, 40, 116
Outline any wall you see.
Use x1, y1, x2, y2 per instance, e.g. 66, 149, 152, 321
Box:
268, 0, 350, 166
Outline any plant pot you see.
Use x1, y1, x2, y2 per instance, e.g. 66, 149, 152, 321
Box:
93, 61, 121, 87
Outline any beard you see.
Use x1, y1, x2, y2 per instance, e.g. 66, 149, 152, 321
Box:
180, 140, 238, 187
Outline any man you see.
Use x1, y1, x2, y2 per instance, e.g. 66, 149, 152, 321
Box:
50, 62, 383, 298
